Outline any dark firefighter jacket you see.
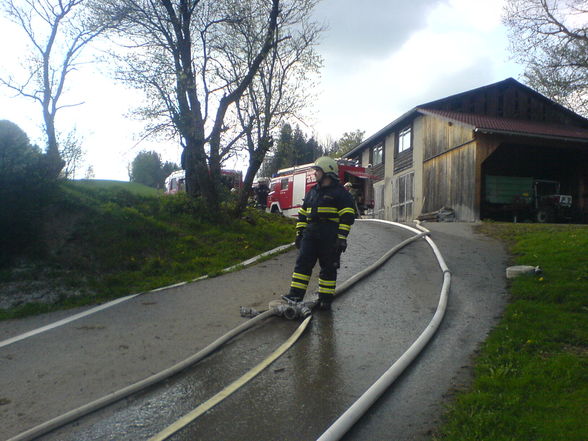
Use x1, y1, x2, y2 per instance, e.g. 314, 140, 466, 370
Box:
296, 182, 355, 240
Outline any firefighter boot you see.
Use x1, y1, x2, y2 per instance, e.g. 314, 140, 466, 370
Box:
282, 293, 304, 304
317, 292, 334, 310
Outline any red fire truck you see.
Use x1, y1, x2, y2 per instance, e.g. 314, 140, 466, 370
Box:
266, 160, 374, 217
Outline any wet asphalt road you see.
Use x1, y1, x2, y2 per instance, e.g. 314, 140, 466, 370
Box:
7, 221, 508, 441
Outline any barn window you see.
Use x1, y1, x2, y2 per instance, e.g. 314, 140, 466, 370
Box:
398, 126, 412, 153
373, 143, 383, 165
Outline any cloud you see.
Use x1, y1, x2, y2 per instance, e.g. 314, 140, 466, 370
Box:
309, 0, 524, 140
314, 0, 449, 61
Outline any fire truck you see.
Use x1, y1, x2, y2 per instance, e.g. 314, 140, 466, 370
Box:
266, 159, 374, 217
164, 169, 243, 194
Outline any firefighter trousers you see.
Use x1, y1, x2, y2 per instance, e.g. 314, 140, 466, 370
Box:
289, 223, 338, 299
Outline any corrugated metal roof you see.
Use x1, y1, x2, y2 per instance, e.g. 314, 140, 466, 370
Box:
418, 108, 588, 141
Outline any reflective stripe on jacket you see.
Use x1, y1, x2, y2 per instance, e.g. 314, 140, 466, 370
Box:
296, 182, 355, 240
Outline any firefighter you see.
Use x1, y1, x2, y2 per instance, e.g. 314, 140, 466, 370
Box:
282, 157, 355, 310
254, 179, 270, 210
344, 181, 361, 218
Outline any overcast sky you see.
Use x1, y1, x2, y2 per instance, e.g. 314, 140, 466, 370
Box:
0, 0, 523, 181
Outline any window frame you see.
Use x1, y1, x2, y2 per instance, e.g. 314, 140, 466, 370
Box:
372, 143, 384, 165
397, 125, 412, 154
391, 171, 414, 221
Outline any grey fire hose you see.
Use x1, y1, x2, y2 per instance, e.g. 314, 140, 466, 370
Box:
316, 219, 451, 441
264, 230, 431, 321
145, 224, 433, 440
7, 310, 276, 441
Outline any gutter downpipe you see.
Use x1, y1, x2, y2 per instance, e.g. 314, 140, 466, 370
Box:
316, 219, 451, 441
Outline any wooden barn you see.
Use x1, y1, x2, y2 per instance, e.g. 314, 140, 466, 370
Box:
343, 78, 588, 222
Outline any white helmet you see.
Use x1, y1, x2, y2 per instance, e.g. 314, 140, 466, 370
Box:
313, 156, 339, 180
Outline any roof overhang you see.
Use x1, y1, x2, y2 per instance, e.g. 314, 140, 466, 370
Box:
344, 169, 378, 179
474, 128, 588, 144
343, 108, 419, 159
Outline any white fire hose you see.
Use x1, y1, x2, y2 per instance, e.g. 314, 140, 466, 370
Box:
316, 219, 451, 441
8, 220, 446, 441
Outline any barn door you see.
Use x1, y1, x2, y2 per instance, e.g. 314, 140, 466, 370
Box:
373, 181, 385, 218
392, 172, 414, 221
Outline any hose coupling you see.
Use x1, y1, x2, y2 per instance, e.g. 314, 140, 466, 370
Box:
240, 306, 261, 318
274, 302, 313, 320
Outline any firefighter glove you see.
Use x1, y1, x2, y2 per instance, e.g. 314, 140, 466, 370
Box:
295, 234, 303, 250
336, 238, 347, 253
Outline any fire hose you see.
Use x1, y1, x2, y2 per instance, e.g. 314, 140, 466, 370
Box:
8, 221, 440, 441
147, 227, 431, 440
316, 219, 450, 441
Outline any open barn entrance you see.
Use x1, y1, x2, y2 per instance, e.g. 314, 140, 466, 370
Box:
480, 143, 588, 222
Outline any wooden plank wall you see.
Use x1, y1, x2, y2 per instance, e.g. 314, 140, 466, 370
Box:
417, 114, 478, 220
427, 82, 585, 126
394, 150, 412, 173
423, 144, 478, 221
421, 115, 474, 160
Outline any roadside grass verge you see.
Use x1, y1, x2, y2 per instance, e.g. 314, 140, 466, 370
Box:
435, 223, 588, 441
0, 180, 294, 320
70, 179, 163, 197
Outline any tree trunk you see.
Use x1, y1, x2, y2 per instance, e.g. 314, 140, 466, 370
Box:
42, 109, 64, 178
183, 137, 220, 214
234, 137, 272, 217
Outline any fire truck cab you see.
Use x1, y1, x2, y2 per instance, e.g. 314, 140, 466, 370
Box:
267, 160, 373, 217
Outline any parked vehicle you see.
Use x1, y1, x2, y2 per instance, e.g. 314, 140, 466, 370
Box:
266, 160, 373, 217
164, 170, 186, 194
164, 169, 243, 195
484, 175, 572, 222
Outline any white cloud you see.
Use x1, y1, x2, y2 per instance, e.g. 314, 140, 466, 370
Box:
428, 0, 505, 32
310, 0, 522, 141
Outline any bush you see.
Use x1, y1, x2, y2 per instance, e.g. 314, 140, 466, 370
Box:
0, 120, 58, 266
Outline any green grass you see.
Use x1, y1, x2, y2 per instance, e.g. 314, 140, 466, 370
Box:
435, 223, 588, 441
72, 179, 163, 196
0, 180, 294, 319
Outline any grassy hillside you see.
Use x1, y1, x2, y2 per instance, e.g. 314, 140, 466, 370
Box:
0, 180, 294, 319
71, 179, 163, 196
436, 223, 588, 441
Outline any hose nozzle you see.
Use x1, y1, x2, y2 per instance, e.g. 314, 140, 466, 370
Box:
240, 306, 261, 318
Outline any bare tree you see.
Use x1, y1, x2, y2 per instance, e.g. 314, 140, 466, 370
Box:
231, 0, 323, 216
504, 0, 588, 115
1, 0, 109, 177
59, 127, 86, 179
93, 0, 281, 213
84, 164, 95, 179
